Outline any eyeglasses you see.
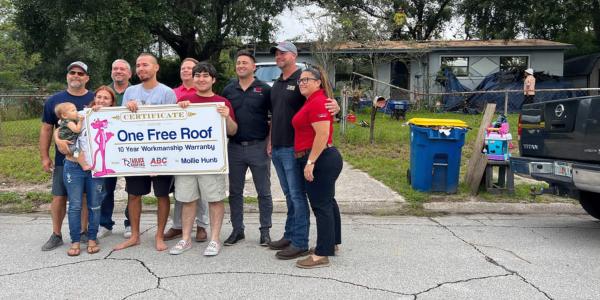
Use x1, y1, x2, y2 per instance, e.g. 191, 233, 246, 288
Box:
297, 77, 318, 85
68, 71, 86, 76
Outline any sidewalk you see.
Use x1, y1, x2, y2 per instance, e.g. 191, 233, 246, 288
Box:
112, 161, 406, 214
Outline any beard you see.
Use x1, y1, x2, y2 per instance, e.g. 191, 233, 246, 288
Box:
68, 80, 83, 89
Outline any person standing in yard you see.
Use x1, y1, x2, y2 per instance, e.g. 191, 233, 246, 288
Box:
40, 61, 95, 251
168, 62, 237, 256
98, 58, 133, 239
267, 41, 340, 260
113, 53, 177, 252
293, 66, 343, 268
221, 50, 273, 247
523, 68, 536, 106
163, 57, 210, 244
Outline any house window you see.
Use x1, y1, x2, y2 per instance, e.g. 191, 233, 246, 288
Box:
441, 57, 469, 77
500, 56, 528, 72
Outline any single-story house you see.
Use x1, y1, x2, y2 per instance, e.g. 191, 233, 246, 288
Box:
563, 53, 600, 95
253, 39, 573, 101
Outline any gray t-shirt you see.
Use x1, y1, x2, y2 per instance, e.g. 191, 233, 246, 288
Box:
122, 83, 177, 106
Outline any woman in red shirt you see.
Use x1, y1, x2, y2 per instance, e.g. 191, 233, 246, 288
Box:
292, 66, 343, 269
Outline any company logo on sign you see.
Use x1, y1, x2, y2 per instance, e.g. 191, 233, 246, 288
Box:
122, 158, 145, 168
150, 157, 168, 166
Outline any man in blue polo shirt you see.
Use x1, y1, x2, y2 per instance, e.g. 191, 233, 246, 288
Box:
221, 50, 273, 247
40, 61, 95, 251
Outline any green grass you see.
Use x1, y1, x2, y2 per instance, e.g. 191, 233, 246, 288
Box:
0, 192, 20, 205
0, 118, 40, 146
0, 191, 52, 213
142, 196, 158, 205
335, 109, 523, 205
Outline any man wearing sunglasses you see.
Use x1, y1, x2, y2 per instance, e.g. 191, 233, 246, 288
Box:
40, 61, 95, 251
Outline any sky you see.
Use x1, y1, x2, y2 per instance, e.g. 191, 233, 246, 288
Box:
275, 4, 324, 42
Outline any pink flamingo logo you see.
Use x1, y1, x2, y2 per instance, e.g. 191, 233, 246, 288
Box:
90, 119, 115, 177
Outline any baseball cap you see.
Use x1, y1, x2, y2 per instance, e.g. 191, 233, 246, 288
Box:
270, 41, 298, 55
525, 68, 534, 75
67, 61, 89, 74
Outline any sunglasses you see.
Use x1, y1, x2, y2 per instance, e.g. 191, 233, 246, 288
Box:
297, 77, 318, 85
68, 70, 86, 76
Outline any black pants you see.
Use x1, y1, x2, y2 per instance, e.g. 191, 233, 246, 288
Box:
298, 147, 343, 256
523, 95, 535, 106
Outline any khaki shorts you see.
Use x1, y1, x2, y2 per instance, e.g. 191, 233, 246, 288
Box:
174, 174, 226, 203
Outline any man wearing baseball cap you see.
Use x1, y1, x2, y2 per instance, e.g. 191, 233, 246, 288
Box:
267, 41, 340, 260
523, 68, 536, 106
40, 61, 95, 251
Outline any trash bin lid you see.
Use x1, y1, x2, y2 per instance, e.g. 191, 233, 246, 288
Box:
408, 118, 468, 128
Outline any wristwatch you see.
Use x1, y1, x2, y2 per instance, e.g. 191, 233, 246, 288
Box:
306, 159, 314, 166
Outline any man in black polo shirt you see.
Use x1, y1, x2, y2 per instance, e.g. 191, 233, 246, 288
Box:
222, 50, 273, 246
267, 41, 340, 260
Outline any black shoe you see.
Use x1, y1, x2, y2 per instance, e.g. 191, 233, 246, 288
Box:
41, 233, 63, 251
259, 231, 271, 247
276, 245, 309, 260
268, 237, 291, 250
223, 230, 245, 246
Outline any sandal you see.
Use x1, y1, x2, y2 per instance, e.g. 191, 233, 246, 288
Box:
67, 243, 81, 256
87, 241, 100, 254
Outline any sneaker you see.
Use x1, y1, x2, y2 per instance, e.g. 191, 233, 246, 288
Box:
163, 228, 182, 241
123, 226, 132, 238
259, 231, 271, 247
42, 233, 64, 251
98, 227, 112, 239
169, 239, 192, 255
276, 245, 310, 260
79, 232, 88, 244
203, 240, 221, 256
268, 237, 291, 250
223, 230, 245, 246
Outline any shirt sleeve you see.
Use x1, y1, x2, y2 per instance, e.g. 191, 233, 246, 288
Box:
122, 87, 133, 107
165, 89, 177, 104
225, 100, 236, 122
42, 97, 57, 125
308, 99, 331, 123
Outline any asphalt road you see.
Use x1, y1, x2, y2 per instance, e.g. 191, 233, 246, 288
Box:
1, 213, 599, 299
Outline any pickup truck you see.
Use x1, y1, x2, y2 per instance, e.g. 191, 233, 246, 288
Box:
510, 96, 600, 219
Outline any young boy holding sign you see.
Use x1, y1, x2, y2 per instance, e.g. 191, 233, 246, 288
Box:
169, 62, 238, 256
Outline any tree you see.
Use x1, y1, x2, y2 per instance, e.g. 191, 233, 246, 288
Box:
0, 0, 40, 90
313, 0, 455, 40
13, 0, 291, 84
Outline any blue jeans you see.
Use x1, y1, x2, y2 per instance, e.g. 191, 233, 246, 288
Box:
100, 177, 117, 230
63, 160, 106, 242
271, 146, 309, 249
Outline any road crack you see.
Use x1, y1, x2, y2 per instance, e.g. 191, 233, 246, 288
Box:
429, 217, 554, 300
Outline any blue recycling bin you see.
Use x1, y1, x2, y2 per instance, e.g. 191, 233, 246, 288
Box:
409, 124, 467, 193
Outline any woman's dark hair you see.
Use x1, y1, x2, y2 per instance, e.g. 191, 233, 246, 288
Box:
304, 66, 334, 99
91, 85, 116, 107
193, 62, 218, 79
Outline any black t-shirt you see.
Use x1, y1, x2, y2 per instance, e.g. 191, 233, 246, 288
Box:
222, 78, 271, 142
270, 68, 304, 147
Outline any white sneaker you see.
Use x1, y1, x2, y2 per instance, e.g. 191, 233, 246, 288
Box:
98, 227, 112, 239
203, 240, 221, 256
123, 226, 132, 238
169, 239, 192, 255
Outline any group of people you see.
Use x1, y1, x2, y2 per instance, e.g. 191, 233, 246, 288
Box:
39, 41, 343, 268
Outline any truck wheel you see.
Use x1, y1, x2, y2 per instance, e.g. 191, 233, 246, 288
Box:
579, 191, 600, 220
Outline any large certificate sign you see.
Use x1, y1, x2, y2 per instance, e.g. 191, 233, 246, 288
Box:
83, 103, 228, 177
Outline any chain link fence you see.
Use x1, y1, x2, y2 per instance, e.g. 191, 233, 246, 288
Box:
0, 94, 48, 147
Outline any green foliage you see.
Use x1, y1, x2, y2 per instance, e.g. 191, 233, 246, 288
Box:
0, 192, 20, 205
0, 0, 41, 90
12, 0, 291, 85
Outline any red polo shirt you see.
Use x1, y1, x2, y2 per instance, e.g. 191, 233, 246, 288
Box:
291, 89, 333, 152
179, 93, 236, 122
173, 84, 197, 101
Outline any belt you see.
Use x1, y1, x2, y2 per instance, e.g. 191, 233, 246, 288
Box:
294, 144, 333, 159
232, 139, 262, 146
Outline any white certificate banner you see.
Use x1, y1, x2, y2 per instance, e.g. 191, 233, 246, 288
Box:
83, 103, 228, 177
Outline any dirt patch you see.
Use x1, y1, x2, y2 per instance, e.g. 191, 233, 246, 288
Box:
0, 175, 50, 193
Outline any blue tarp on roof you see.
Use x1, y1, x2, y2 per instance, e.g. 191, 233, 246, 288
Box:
437, 69, 585, 113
